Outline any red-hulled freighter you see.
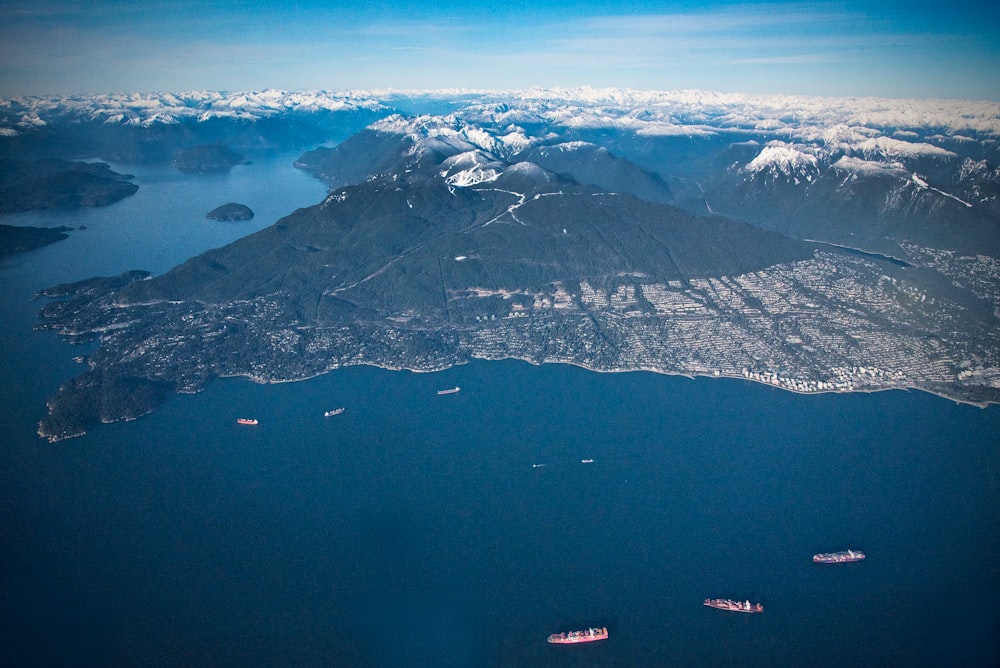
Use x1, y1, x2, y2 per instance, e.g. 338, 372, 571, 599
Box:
704, 598, 763, 613
813, 549, 865, 563
547, 627, 609, 644
236, 418, 258, 425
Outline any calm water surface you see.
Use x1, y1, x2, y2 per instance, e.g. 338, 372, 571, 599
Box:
1, 156, 998, 667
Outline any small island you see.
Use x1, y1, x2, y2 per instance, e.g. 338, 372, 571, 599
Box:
206, 203, 254, 221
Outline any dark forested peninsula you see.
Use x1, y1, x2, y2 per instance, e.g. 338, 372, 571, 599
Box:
0, 223, 72, 256
0, 159, 137, 214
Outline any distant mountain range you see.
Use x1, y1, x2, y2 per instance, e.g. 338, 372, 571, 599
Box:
8, 88, 998, 440
0, 90, 389, 166
4, 87, 999, 253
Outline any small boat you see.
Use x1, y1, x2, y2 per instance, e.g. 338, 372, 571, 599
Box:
437, 386, 461, 395
547, 627, 608, 644
581, 459, 594, 463
324, 407, 345, 417
236, 418, 258, 425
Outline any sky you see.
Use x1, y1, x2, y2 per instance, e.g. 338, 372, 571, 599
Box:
0, 0, 998, 100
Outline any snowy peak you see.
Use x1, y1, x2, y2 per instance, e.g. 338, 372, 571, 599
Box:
0, 89, 387, 133
371, 113, 541, 164
744, 142, 822, 183
488, 161, 560, 192
371, 115, 481, 162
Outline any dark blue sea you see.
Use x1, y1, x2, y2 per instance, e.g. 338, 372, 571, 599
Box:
1, 155, 998, 667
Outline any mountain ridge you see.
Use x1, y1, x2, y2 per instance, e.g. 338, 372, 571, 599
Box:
22, 91, 1000, 440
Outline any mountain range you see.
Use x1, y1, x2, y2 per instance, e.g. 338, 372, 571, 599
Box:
7, 88, 998, 440
5, 87, 999, 253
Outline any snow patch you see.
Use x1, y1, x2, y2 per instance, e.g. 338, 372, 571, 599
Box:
440, 150, 504, 187
444, 166, 502, 187
852, 136, 957, 159
503, 162, 552, 179
831, 156, 906, 175
495, 129, 536, 155
909, 173, 973, 207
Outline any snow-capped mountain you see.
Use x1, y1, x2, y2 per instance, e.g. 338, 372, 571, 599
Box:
7, 86, 998, 151
743, 141, 822, 184
0, 89, 391, 165
3, 87, 999, 255
0, 89, 386, 131
294, 112, 672, 207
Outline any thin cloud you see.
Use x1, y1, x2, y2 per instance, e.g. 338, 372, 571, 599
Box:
578, 6, 860, 35
726, 54, 837, 65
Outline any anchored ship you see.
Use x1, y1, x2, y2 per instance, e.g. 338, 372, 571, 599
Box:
547, 627, 608, 644
813, 549, 865, 563
324, 407, 345, 417
437, 387, 461, 395
704, 598, 763, 613
236, 418, 258, 425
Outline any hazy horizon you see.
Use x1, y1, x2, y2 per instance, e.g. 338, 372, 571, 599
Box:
1, 0, 998, 101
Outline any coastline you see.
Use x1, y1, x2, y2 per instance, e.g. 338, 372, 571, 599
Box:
225, 355, 997, 409
36, 353, 996, 443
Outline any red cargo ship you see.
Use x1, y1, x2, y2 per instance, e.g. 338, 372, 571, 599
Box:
704, 598, 763, 613
236, 418, 258, 425
547, 627, 608, 644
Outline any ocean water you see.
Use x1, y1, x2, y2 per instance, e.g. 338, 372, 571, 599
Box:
1, 156, 999, 667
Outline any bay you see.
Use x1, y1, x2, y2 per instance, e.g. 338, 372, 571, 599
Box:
1, 155, 998, 667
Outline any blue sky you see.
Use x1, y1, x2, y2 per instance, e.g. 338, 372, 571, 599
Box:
1, 0, 998, 99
